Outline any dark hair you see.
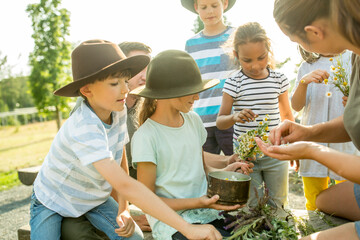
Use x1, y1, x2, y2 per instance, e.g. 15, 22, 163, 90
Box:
138, 98, 157, 126
118, 42, 152, 57
78, 70, 131, 99
273, 0, 330, 41
224, 22, 275, 69
331, 0, 360, 48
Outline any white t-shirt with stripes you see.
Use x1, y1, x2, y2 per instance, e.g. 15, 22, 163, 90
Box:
34, 101, 128, 217
223, 69, 289, 140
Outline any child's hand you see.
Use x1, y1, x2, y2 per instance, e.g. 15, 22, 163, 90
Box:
184, 224, 222, 240
115, 210, 135, 237
300, 69, 329, 85
342, 96, 348, 107
232, 109, 258, 123
199, 195, 243, 211
224, 161, 254, 175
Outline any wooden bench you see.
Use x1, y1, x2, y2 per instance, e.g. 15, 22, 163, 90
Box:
17, 165, 41, 186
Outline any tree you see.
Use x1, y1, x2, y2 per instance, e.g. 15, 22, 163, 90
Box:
0, 76, 34, 111
26, 0, 72, 130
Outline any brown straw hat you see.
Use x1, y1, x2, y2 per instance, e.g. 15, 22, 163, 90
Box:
130, 50, 219, 99
181, 0, 236, 14
54, 39, 150, 97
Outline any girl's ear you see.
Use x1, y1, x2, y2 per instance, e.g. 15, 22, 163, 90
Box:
223, 0, 229, 11
233, 50, 239, 60
304, 25, 324, 40
79, 84, 92, 98
194, 2, 199, 13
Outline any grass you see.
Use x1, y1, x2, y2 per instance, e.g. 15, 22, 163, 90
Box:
0, 120, 57, 190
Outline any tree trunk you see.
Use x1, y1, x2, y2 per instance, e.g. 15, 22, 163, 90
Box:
55, 105, 62, 130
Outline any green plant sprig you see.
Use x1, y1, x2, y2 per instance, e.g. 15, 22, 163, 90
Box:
234, 115, 270, 160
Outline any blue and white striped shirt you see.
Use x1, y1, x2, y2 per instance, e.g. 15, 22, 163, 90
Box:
34, 101, 128, 217
185, 27, 236, 127
223, 69, 289, 139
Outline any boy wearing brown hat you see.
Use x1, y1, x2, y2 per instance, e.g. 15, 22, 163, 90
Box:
182, 0, 237, 156
29, 39, 225, 240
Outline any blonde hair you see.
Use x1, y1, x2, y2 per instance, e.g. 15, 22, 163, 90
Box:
138, 98, 157, 126
331, 0, 360, 48
298, 45, 320, 64
225, 22, 275, 69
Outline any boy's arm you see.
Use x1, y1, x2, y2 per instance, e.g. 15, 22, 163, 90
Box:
116, 148, 130, 212
92, 158, 202, 237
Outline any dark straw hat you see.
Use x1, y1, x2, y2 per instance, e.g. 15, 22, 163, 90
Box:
54, 39, 150, 97
130, 50, 219, 99
181, 0, 236, 14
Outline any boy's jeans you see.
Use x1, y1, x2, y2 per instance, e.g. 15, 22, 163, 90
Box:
30, 192, 143, 240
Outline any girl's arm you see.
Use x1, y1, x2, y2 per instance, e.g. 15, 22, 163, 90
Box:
93, 159, 222, 239
136, 162, 241, 212
291, 69, 330, 111
217, 93, 257, 130
203, 151, 254, 175
278, 90, 295, 122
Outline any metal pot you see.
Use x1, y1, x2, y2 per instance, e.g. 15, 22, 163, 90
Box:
207, 171, 251, 205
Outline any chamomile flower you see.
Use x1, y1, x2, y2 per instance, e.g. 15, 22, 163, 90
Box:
329, 58, 333, 61
324, 79, 328, 84
326, 92, 332, 98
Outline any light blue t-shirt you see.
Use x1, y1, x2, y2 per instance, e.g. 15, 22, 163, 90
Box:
131, 111, 221, 239
34, 101, 128, 217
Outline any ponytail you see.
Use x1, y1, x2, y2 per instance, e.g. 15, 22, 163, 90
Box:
298, 45, 320, 64
138, 98, 157, 126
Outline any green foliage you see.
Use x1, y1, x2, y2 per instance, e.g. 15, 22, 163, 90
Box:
0, 170, 21, 191
26, 0, 72, 128
222, 187, 299, 240
275, 57, 291, 69
0, 76, 34, 111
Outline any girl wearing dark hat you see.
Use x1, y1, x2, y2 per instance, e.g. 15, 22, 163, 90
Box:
131, 50, 253, 240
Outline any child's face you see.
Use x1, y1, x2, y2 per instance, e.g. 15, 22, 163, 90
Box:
81, 76, 129, 119
170, 93, 200, 113
235, 41, 269, 79
195, 0, 228, 27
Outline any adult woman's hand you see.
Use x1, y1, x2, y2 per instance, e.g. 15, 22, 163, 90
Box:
255, 137, 320, 160
269, 120, 311, 145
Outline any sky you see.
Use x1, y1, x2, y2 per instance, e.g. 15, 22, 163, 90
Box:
0, 0, 301, 80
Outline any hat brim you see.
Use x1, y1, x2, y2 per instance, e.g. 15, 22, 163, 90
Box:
54, 55, 150, 97
181, 0, 236, 14
130, 79, 220, 99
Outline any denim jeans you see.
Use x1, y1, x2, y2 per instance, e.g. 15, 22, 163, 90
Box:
30, 192, 143, 240
247, 156, 289, 208
203, 126, 234, 155
355, 184, 360, 238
